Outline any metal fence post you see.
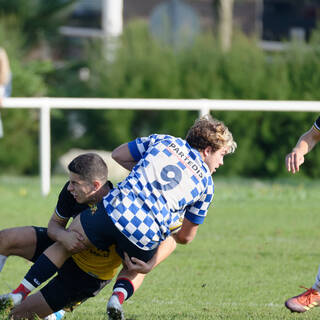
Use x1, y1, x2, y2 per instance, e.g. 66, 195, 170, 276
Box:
40, 100, 51, 196
199, 105, 210, 117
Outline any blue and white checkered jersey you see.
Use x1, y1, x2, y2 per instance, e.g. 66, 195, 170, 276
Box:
103, 134, 214, 250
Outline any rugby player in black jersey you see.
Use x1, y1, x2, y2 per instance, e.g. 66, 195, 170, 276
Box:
0, 153, 176, 319
285, 116, 320, 313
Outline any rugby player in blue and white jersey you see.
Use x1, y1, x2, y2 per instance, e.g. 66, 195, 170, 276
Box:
4, 115, 237, 320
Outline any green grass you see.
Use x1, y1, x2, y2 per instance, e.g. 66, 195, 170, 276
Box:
1, 176, 320, 319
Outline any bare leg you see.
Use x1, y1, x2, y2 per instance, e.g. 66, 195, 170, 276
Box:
42, 241, 71, 268
117, 235, 177, 288
3, 215, 93, 302
107, 236, 177, 318
120, 269, 145, 291
10, 291, 53, 319
42, 214, 94, 268
0, 227, 37, 260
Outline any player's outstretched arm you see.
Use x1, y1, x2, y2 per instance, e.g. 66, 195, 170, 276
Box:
0, 48, 10, 86
286, 126, 320, 174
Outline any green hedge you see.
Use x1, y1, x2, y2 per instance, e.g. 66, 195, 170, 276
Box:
2, 19, 320, 177
0, 17, 52, 174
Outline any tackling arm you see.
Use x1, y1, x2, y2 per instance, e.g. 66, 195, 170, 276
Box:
123, 236, 177, 274
47, 213, 86, 252
47, 212, 68, 242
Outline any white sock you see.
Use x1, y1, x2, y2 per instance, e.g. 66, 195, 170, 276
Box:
113, 288, 128, 300
21, 278, 36, 292
0, 254, 7, 272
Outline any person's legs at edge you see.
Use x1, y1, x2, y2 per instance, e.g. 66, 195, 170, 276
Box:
0, 227, 69, 319
0, 241, 72, 309
285, 265, 320, 313
0, 213, 91, 307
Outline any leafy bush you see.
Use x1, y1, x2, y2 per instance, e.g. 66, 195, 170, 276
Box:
74, 21, 320, 178
2, 19, 320, 177
0, 17, 52, 174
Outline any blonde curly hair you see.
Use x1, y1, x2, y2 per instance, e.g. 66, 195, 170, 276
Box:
186, 114, 237, 154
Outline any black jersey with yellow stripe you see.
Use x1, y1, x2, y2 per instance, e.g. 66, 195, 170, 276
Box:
314, 116, 320, 132
55, 181, 121, 280
55, 181, 114, 219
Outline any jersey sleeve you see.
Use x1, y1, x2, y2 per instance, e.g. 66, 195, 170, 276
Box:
55, 182, 77, 219
313, 116, 320, 132
184, 179, 214, 225
128, 134, 169, 161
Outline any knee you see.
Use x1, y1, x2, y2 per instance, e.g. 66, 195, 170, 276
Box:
0, 227, 33, 255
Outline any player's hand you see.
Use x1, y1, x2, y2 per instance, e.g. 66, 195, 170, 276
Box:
122, 252, 155, 274
285, 150, 304, 174
60, 229, 87, 253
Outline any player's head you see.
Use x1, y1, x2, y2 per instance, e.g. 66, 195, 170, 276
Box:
186, 114, 237, 174
67, 153, 108, 204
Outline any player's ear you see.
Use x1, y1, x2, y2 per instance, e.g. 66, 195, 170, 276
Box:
93, 180, 102, 191
203, 146, 212, 157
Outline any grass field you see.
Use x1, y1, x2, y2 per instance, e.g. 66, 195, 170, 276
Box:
1, 175, 320, 319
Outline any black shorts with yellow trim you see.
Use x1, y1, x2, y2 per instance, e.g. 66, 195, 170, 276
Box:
41, 257, 110, 312
32, 227, 54, 262
80, 201, 158, 263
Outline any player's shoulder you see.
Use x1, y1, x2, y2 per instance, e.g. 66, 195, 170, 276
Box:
59, 181, 71, 198
56, 182, 74, 213
144, 133, 175, 143
56, 181, 88, 219
150, 134, 186, 147
135, 134, 178, 151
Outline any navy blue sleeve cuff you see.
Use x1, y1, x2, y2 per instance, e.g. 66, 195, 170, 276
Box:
185, 211, 205, 225
128, 140, 141, 161
314, 116, 320, 131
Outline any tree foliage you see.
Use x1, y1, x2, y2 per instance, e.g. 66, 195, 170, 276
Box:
2, 18, 320, 178
48, 21, 320, 178
0, 0, 77, 48
0, 17, 52, 174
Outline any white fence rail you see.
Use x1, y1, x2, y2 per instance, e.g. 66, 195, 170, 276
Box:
3, 97, 320, 195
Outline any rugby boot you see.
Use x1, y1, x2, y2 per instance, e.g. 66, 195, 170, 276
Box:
0, 292, 23, 313
107, 295, 125, 320
285, 287, 320, 313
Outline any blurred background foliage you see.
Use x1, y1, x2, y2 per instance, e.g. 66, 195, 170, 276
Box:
1, 3, 320, 178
